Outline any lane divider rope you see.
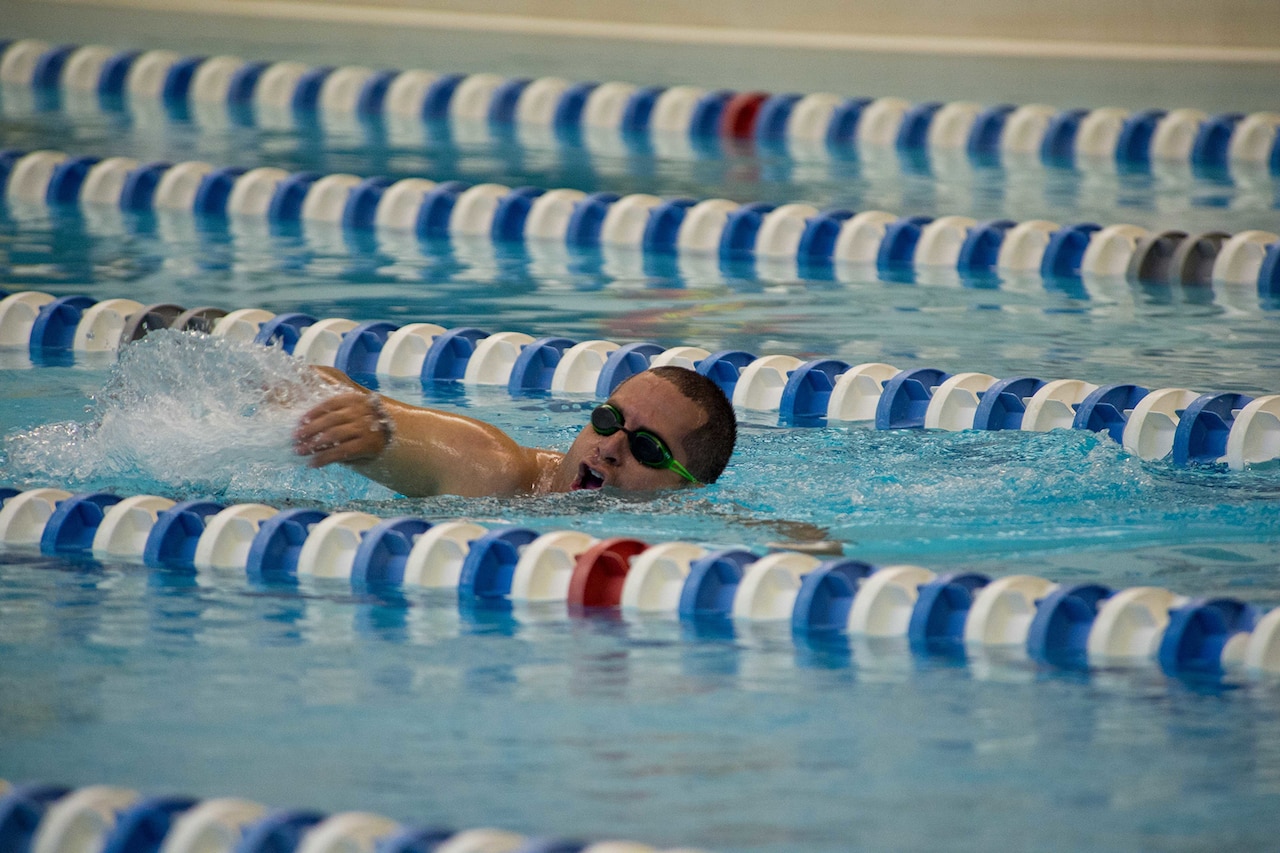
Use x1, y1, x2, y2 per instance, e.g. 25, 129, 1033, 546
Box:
1, 148, 1277, 294
1, 39, 1277, 175
0, 780, 693, 853
2, 290, 1276, 468
2, 485, 1278, 680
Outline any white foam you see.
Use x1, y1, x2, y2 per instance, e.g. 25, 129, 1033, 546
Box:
4, 330, 381, 501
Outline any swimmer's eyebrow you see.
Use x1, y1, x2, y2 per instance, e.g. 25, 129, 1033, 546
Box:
603, 399, 642, 429
603, 400, 675, 447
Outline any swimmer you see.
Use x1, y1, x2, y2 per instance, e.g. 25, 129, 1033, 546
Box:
293, 365, 737, 498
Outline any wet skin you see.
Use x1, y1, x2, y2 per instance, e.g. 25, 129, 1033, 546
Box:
549, 370, 706, 493
293, 369, 705, 497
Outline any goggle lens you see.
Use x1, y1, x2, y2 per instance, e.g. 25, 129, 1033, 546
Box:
589, 404, 698, 483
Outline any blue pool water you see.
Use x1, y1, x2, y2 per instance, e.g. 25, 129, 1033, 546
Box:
4, 551, 1280, 853
3, 331, 1278, 589
2, 33, 1280, 853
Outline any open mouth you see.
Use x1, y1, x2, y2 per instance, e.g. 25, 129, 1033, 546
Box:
573, 463, 606, 491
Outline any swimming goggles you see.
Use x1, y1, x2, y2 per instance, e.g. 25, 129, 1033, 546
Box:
590, 403, 700, 484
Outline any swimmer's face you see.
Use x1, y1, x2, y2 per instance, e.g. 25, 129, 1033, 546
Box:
553, 371, 705, 493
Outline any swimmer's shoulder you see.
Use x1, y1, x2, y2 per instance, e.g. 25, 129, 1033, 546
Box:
527, 447, 567, 494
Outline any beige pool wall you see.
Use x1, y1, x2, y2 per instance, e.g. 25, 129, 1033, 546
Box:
8, 0, 1279, 109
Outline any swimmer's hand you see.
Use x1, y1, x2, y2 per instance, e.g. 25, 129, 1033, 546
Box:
293, 391, 394, 468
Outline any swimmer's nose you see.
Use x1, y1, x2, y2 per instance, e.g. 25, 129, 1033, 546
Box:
597, 429, 627, 465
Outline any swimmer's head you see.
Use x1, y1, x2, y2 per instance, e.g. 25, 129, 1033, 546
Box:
641, 365, 737, 484
554, 366, 737, 492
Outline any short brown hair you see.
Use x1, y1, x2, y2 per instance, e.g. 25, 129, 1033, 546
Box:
640, 365, 737, 484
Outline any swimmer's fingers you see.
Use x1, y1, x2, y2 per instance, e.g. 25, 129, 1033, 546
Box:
303, 427, 383, 468
293, 393, 390, 466
292, 393, 362, 444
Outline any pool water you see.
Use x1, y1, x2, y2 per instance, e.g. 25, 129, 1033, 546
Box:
2, 39, 1280, 853
4, 544, 1280, 853
3, 331, 1278, 588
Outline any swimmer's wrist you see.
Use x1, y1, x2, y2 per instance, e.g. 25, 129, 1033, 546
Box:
368, 394, 395, 451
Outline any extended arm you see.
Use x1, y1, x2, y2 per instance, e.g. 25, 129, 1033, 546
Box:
293, 369, 560, 497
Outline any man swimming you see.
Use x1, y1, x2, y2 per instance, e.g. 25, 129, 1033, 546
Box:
292, 365, 737, 498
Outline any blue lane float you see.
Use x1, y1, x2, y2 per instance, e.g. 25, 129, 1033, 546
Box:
46, 155, 100, 204
332, 320, 399, 377
253, 313, 317, 354
192, 166, 246, 216
29, 295, 94, 353
1192, 113, 1244, 170
908, 572, 989, 652
340, 176, 395, 230
695, 350, 757, 400
1158, 598, 1260, 677
823, 97, 872, 148
596, 342, 664, 397
796, 208, 854, 266
236, 810, 326, 853
350, 517, 433, 586
102, 795, 199, 853
972, 376, 1047, 431
1041, 223, 1101, 278
1026, 583, 1113, 668
486, 77, 530, 125
1263, 244, 1280, 297
422, 327, 489, 382
1115, 109, 1167, 166
678, 548, 755, 621
266, 172, 321, 223
957, 219, 1016, 272
779, 359, 850, 424
508, 336, 576, 394
415, 180, 470, 238
118, 161, 172, 212
895, 101, 943, 150
876, 215, 933, 271
641, 198, 697, 254
754, 92, 803, 145
719, 202, 776, 260
38, 491, 121, 554
875, 368, 952, 430
490, 186, 545, 241
790, 558, 875, 634
142, 500, 225, 570
30, 44, 76, 90
245, 508, 329, 581
962, 104, 1013, 158
1039, 107, 1090, 163
0, 784, 70, 853
1071, 384, 1150, 444
564, 191, 620, 247
458, 527, 539, 601
1171, 392, 1254, 466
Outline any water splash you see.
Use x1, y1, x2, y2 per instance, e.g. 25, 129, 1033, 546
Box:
2, 330, 384, 502
2, 330, 1277, 563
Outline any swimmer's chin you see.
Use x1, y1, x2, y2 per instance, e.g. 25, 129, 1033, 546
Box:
569, 470, 684, 502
